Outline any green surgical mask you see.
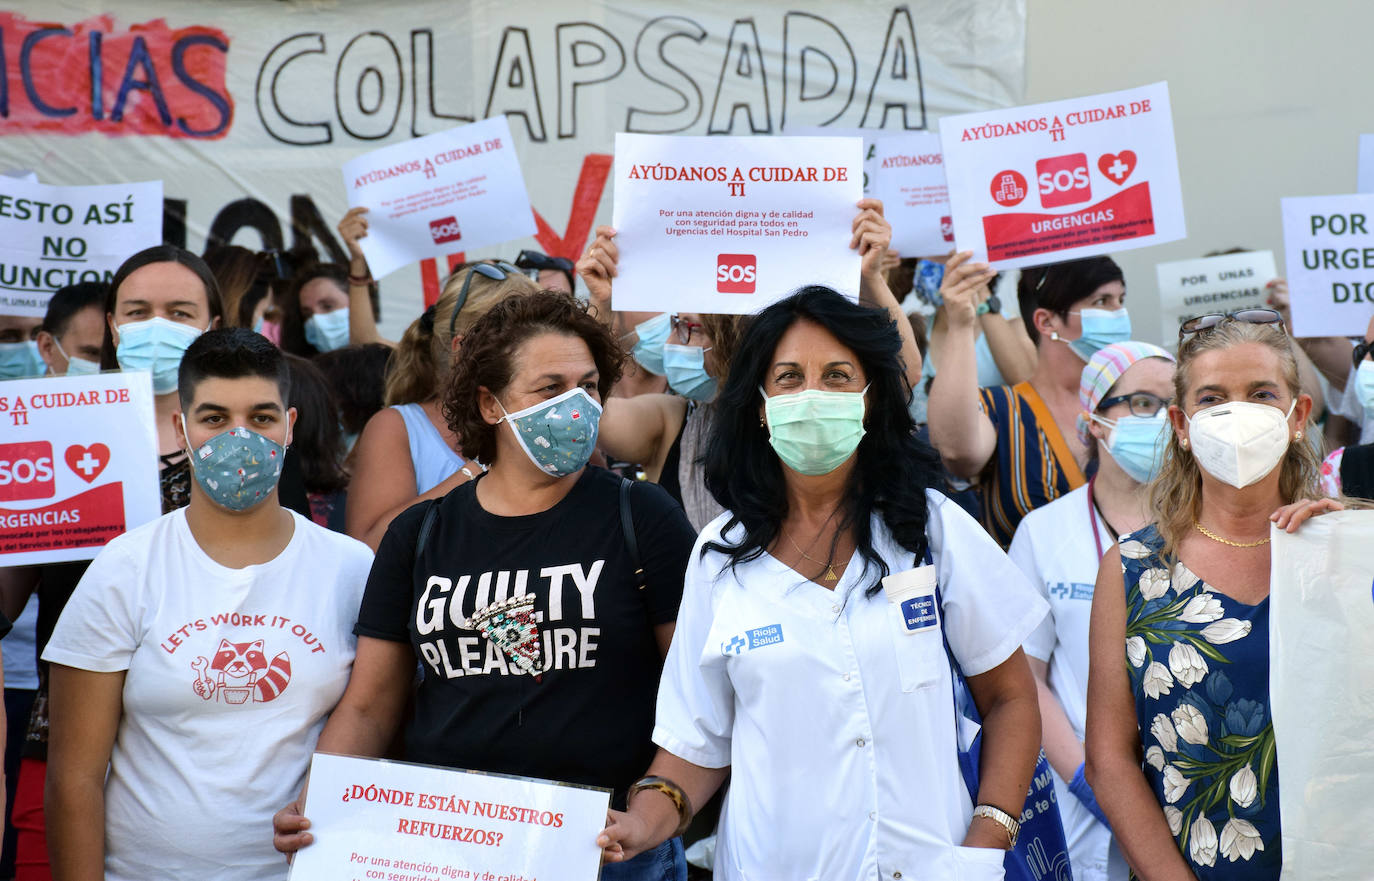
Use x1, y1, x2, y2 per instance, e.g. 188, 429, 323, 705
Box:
761, 384, 868, 475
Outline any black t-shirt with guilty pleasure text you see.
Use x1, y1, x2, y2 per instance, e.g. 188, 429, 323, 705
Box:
356, 466, 695, 802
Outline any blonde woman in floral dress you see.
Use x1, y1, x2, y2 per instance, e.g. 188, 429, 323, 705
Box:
1084, 314, 1342, 880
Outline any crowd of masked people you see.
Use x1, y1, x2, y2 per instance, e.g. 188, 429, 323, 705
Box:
0, 194, 1367, 881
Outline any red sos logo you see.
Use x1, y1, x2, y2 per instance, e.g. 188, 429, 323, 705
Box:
0, 442, 57, 502
428, 216, 462, 245
1036, 153, 1092, 208
716, 254, 757, 293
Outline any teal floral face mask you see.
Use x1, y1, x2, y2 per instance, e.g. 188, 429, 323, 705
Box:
498, 387, 602, 478
183, 422, 287, 511
761, 384, 869, 476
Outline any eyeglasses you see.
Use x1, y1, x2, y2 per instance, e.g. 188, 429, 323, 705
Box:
449, 261, 520, 336
1178, 308, 1285, 341
1097, 391, 1172, 418
1353, 339, 1374, 366
670, 314, 704, 344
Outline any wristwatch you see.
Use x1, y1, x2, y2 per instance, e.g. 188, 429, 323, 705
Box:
972, 803, 1020, 847
975, 293, 1002, 316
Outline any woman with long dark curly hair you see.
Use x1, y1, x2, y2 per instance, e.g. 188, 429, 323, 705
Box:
599, 286, 1050, 880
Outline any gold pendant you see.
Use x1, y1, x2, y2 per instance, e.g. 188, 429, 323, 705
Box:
824, 566, 838, 582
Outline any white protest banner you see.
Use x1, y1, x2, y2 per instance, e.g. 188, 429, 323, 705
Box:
1154, 250, 1278, 342
0, 177, 163, 317
1270, 512, 1374, 881
871, 132, 952, 257
611, 134, 862, 315
1358, 135, 1374, 194
0, 2, 1025, 333
342, 117, 535, 279
0, 372, 159, 566
1279, 194, 1374, 337
939, 81, 1185, 270
289, 753, 609, 881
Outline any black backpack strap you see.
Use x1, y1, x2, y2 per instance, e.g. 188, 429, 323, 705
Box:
619, 478, 646, 590
415, 499, 441, 560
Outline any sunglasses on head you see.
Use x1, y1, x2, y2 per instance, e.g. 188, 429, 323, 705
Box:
1178, 308, 1285, 342
448, 261, 520, 336
514, 249, 575, 277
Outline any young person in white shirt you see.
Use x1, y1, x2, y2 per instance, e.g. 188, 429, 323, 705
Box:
1008, 341, 1176, 881
597, 286, 1049, 880
44, 328, 374, 881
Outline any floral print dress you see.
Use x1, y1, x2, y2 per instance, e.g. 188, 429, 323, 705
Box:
1119, 525, 1280, 879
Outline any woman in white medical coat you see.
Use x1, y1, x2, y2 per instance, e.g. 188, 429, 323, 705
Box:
598, 286, 1051, 880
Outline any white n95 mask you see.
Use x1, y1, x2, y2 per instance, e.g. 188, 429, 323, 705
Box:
1185, 400, 1296, 489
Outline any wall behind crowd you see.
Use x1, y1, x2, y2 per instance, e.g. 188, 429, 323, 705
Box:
1025, 0, 1374, 344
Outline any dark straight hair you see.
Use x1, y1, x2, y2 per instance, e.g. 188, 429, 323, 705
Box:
1016, 255, 1124, 346
702, 286, 944, 596
99, 245, 224, 370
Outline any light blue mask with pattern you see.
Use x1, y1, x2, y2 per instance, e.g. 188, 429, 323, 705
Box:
183, 422, 287, 511
498, 387, 602, 478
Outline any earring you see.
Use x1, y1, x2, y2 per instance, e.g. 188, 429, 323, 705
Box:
1049, 331, 1061, 341
759, 415, 766, 428
1295, 430, 1303, 441
1180, 438, 1190, 450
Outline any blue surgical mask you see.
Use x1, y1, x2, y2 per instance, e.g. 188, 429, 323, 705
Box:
53, 339, 100, 376
1094, 412, 1170, 483
115, 318, 204, 394
663, 344, 717, 401
0, 340, 44, 379
1063, 308, 1131, 362
305, 308, 349, 352
498, 386, 602, 478
183, 422, 287, 511
631, 313, 670, 376
1355, 360, 1374, 412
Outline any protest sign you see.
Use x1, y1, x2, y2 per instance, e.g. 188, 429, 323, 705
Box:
1358, 135, 1374, 194
939, 81, 1185, 269
0, 372, 159, 566
611, 134, 863, 314
0, 177, 163, 317
871, 132, 952, 257
1154, 250, 1277, 342
342, 117, 535, 279
0, 2, 1026, 330
1280, 194, 1374, 337
1270, 512, 1374, 881
784, 127, 881, 193
289, 753, 609, 881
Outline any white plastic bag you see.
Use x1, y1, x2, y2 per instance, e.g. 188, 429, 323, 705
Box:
1270, 510, 1374, 881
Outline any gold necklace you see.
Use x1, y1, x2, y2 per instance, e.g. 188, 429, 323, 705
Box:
1194, 520, 1270, 548
783, 530, 848, 582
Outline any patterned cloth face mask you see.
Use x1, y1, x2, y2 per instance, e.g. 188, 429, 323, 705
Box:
497, 387, 602, 478
182, 421, 287, 511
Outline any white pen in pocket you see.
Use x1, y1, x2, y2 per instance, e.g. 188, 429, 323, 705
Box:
882, 564, 941, 635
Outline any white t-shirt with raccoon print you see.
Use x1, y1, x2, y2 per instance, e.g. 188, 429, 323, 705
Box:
44, 507, 373, 881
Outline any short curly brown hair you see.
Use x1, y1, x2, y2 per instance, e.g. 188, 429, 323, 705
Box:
443, 290, 624, 465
